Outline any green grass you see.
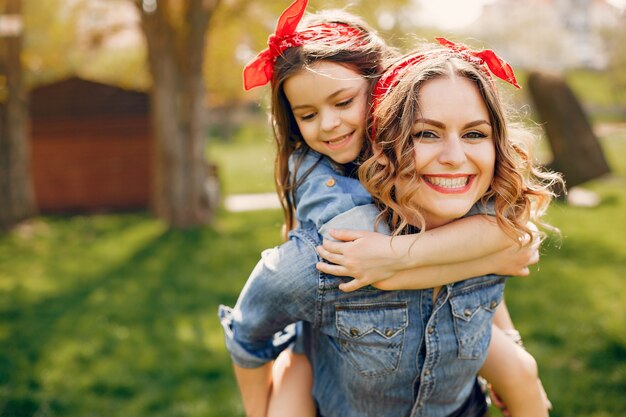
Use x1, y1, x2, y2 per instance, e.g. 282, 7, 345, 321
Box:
0, 209, 285, 417
207, 121, 276, 195
207, 139, 275, 195
1, 130, 625, 416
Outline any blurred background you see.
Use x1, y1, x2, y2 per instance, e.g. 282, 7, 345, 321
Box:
0, 0, 624, 416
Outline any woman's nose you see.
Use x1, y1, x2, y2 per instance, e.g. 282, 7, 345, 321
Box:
438, 137, 466, 166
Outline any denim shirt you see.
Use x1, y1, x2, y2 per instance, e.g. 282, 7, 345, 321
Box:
219, 150, 504, 417
287, 149, 374, 231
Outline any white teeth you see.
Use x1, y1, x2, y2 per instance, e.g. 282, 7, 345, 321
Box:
425, 176, 469, 188
327, 134, 349, 144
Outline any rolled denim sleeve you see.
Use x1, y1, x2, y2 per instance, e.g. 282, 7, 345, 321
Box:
219, 232, 321, 368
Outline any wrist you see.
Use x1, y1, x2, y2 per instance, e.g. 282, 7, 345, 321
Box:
502, 328, 525, 348
398, 235, 423, 269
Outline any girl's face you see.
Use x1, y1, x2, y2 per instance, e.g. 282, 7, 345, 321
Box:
283, 61, 369, 164
410, 75, 495, 228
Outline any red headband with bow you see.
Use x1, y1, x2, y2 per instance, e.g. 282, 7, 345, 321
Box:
370, 37, 520, 139
242, 0, 365, 90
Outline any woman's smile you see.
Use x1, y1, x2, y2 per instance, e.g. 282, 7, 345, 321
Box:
422, 174, 476, 193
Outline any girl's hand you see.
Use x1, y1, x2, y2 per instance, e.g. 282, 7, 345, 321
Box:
491, 228, 541, 277
315, 229, 408, 292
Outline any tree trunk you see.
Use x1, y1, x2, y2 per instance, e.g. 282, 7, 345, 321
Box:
527, 70, 611, 194
0, 0, 36, 232
138, 0, 220, 228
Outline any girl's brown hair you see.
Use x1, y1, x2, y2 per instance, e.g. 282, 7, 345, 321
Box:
270, 9, 394, 232
360, 49, 563, 241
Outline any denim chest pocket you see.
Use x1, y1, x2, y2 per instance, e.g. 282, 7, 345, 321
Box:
335, 302, 408, 377
450, 281, 504, 360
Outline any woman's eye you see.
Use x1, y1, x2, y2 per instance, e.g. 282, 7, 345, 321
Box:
336, 98, 354, 108
413, 130, 438, 140
464, 131, 488, 140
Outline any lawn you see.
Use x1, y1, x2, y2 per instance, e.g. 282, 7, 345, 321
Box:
1, 132, 625, 415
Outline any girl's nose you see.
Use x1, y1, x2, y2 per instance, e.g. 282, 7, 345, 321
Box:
321, 110, 341, 132
438, 137, 467, 166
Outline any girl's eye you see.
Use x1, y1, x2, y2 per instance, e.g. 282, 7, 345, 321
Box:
299, 113, 316, 121
464, 131, 488, 140
412, 130, 438, 140
336, 98, 354, 108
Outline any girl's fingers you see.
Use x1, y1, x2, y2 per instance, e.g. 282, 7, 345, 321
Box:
320, 239, 345, 255
328, 228, 364, 242
339, 279, 367, 292
316, 246, 343, 264
315, 262, 348, 277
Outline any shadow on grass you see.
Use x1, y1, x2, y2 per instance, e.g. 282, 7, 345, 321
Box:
0, 210, 283, 417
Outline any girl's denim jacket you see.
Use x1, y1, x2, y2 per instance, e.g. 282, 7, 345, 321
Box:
219, 150, 504, 417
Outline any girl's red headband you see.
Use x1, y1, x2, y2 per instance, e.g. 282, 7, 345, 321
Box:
242, 0, 365, 90
371, 37, 520, 139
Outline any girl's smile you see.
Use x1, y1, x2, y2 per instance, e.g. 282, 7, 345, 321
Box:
283, 62, 369, 164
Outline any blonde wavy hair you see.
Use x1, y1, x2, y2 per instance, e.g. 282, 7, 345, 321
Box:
360, 49, 564, 241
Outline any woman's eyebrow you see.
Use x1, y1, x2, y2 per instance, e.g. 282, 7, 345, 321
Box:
413, 119, 491, 129
464, 120, 491, 128
414, 118, 445, 128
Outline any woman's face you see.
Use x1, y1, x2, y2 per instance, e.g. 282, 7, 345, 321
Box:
409, 75, 495, 228
283, 61, 369, 164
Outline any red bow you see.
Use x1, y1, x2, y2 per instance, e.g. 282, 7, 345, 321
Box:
371, 37, 520, 140
243, 0, 308, 90
242, 0, 365, 90
435, 37, 520, 88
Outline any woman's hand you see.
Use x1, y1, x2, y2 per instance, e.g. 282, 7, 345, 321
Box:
315, 229, 410, 292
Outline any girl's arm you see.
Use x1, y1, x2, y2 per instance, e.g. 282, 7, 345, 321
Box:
368, 241, 538, 291
316, 215, 538, 291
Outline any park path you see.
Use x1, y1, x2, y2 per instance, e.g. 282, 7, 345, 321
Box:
224, 192, 280, 212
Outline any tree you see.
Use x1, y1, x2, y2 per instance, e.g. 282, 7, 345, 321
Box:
136, 0, 221, 228
0, 0, 36, 231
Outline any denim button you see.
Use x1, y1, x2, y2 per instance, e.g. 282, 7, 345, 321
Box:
350, 327, 359, 337
385, 328, 394, 337
427, 327, 434, 334
490, 300, 498, 309
464, 308, 472, 317
325, 178, 336, 187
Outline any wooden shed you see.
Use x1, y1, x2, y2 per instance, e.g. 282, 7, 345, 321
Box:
30, 77, 152, 213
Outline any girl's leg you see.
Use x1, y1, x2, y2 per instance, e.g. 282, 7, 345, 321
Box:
267, 349, 316, 417
480, 325, 550, 417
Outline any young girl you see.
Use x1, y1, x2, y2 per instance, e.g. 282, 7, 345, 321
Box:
220, 1, 554, 416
